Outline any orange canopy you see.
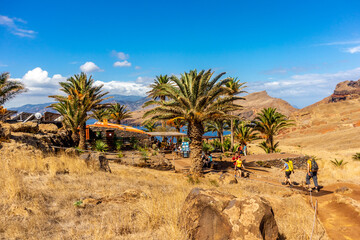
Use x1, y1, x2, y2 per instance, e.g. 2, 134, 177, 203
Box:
87, 121, 150, 135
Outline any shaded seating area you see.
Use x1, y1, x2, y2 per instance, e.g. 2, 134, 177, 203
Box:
148, 132, 187, 153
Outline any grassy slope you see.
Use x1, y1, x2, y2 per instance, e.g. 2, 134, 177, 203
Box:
0, 147, 327, 240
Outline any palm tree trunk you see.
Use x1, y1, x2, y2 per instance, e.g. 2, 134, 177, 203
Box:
269, 135, 274, 153
219, 131, 224, 152
71, 130, 79, 146
230, 119, 234, 151
188, 121, 204, 176
161, 96, 166, 128
78, 123, 86, 150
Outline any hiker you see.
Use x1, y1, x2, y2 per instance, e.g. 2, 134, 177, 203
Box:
306, 158, 319, 192
238, 145, 243, 155
234, 156, 246, 178
281, 159, 294, 186
243, 144, 247, 156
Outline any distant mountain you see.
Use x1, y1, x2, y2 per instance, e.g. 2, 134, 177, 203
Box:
127, 90, 298, 125
9, 94, 149, 113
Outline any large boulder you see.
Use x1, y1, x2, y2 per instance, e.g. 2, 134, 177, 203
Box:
179, 188, 279, 240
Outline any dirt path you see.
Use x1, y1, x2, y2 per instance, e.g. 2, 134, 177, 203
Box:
172, 157, 360, 239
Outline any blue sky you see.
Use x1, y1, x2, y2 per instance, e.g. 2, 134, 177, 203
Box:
2, 0, 360, 108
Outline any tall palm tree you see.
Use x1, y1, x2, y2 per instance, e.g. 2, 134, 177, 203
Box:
91, 108, 110, 122
144, 69, 244, 174
225, 77, 246, 150
50, 72, 109, 149
0, 72, 26, 106
205, 120, 229, 152
234, 120, 258, 146
147, 75, 171, 128
252, 107, 294, 153
108, 103, 132, 124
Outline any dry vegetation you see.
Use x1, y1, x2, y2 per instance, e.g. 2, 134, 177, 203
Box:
0, 146, 329, 240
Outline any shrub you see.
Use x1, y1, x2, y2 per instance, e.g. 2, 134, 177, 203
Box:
331, 159, 348, 168
353, 153, 360, 161
258, 141, 280, 154
202, 142, 214, 153
117, 151, 124, 158
115, 141, 123, 151
93, 140, 108, 152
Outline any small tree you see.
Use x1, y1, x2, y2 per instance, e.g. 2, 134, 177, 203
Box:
108, 103, 132, 124
253, 107, 293, 153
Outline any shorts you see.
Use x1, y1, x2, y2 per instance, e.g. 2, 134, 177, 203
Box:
285, 171, 291, 179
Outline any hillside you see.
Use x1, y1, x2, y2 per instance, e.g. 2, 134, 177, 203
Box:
127, 90, 297, 125
278, 79, 360, 156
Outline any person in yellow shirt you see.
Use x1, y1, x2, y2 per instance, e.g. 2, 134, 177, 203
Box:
281, 159, 294, 186
235, 156, 246, 178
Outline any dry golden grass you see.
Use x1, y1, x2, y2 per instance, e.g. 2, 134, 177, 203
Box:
0, 147, 327, 239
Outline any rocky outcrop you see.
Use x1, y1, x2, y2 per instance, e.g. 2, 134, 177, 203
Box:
0, 122, 11, 139
330, 79, 360, 102
79, 152, 111, 172
179, 188, 279, 240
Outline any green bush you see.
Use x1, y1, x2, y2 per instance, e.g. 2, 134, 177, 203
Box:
93, 140, 108, 152
202, 141, 214, 153
117, 151, 124, 158
115, 140, 123, 151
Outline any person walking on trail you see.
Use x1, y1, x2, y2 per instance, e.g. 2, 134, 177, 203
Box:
234, 156, 246, 178
243, 144, 247, 156
306, 158, 319, 192
281, 159, 294, 186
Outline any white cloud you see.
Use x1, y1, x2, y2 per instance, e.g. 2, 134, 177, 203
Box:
111, 50, 129, 60
0, 63, 8, 67
135, 66, 141, 70
114, 60, 131, 67
94, 80, 150, 96
249, 67, 360, 107
135, 76, 153, 85
0, 15, 36, 38
345, 46, 360, 54
80, 62, 103, 73
318, 40, 360, 46
5, 67, 66, 108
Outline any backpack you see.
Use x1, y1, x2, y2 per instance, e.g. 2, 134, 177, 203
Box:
311, 159, 319, 172
288, 160, 294, 172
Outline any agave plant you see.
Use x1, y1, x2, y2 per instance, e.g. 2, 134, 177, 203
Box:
331, 159, 348, 168
144, 69, 244, 175
93, 140, 108, 152
353, 153, 360, 161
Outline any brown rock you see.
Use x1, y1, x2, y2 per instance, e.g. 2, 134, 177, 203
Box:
10, 122, 39, 133
39, 123, 58, 133
179, 188, 279, 240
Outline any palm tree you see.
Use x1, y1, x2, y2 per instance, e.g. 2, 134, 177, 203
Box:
0, 72, 26, 106
147, 75, 171, 128
234, 120, 258, 146
144, 69, 244, 175
108, 103, 132, 124
225, 77, 246, 150
91, 108, 110, 122
205, 120, 229, 152
252, 107, 294, 153
50, 72, 109, 149
50, 100, 82, 144
142, 120, 158, 132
